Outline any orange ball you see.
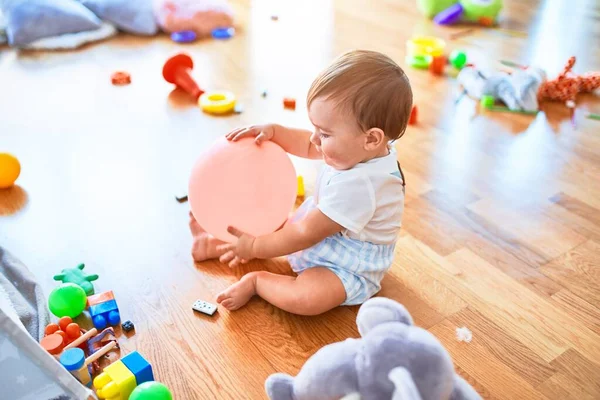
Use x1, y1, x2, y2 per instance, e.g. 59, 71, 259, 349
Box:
66, 323, 81, 339
55, 330, 67, 343
59, 316, 73, 331
45, 323, 60, 335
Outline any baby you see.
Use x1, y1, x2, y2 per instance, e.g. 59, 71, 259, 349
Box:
189, 50, 412, 315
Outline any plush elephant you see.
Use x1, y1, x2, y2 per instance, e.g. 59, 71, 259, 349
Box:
265, 297, 481, 400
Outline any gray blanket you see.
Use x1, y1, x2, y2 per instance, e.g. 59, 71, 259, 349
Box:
0, 247, 49, 341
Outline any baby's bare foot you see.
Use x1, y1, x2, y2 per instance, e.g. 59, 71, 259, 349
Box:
189, 212, 225, 261
216, 273, 258, 310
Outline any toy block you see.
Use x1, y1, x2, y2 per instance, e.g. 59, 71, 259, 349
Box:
121, 351, 154, 385
89, 300, 118, 317
92, 309, 121, 330
94, 360, 136, 400
87, 290, 115, 307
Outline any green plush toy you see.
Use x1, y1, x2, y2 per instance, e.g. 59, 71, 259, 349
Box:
53, 263, 99, 295
416, 0, 503, 26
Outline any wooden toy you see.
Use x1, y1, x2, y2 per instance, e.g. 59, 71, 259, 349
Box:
87, 291, 121, 330
53, 263, 99, 295
162, 53, 205, 100
94, 351, 154, 400
0, 152, 21, 189
60, 341, 118, 386
199, 91, 237, 114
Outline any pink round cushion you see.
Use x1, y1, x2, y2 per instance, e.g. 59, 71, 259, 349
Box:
154, 0, 234, 36
188, 137, 297, 243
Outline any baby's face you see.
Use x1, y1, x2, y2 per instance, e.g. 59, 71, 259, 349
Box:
308, 97, 370, 170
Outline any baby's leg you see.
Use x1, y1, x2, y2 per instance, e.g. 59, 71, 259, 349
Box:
189, 212, 228, 262
216, 268, 346, 316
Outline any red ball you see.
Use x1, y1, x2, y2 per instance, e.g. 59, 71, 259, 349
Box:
45, 323, 60, 335
66, 323, 81, 339
58, 316, 73, 332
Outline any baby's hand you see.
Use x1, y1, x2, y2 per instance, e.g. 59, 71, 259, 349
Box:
217, 226, 256, 267
226, 124, 275, 145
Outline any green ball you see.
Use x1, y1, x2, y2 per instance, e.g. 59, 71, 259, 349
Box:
48, 283, 87, 318
130, 382, 173, 400
449, 50, 467, 69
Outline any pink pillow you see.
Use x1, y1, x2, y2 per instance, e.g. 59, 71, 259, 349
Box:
154, 0, 234, 37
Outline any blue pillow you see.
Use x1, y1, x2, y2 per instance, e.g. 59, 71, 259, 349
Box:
79, 0, 158, 35
1, 0, 103, 47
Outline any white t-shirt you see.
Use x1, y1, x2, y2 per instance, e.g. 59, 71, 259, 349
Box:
314, 147, 405, 245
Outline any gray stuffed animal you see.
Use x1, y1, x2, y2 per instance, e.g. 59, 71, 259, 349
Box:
265, 297, 481, 400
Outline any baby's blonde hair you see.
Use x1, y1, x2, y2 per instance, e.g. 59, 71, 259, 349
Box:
307, 50, 413, 141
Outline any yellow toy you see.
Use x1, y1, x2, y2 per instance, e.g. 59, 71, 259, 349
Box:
297, 176, 305, 198
405, 36, 446, 69
94, 360, 136, 400
199, 91, 236, 114
0, 152, 21, 188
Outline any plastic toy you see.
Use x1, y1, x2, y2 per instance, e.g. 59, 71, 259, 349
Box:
0, 152, 21, 189
211, 27, 234, 39
417, 0, 503, 26
537, 56, 600, 106
87, 327, 120, 373
429, 55, 446, 75
154, 0, 234, 37
449, 50, 467, 69
265, 297, 481, 400
162, 53, 205, 100
130, 382, 173, 400
111, 71, 131, 86
87, 290, 121, 330
170, 30, 196, 43
94, 351, 154, 399
199, 91, 237, 114
188, 136, 297, 242
60, 341, 117, 386
40, 333, 65, 355
122, 320, 135, 332
283, 98, 296, 110
297, 176, 305, 198
409, 105, 418, 125
48, 283, 87, 318
43, 317, 82, 346
405, 36, 445, 70
53, 263, 99, 295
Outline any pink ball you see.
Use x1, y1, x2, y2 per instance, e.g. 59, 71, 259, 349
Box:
189, 137, 297, 242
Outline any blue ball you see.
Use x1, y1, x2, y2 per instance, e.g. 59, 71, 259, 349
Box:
212, 27, 235, 39
171, 30, 197, 43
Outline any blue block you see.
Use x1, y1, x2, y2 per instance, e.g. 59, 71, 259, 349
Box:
89, 300, 118, 317
122, 351, 154, 384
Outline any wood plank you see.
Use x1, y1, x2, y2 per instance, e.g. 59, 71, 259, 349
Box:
447, 308, 556, 387
467, 198, 587, 261
540, 240, 600, 308
429, 318, 548, 400
423, 190, 563, 298
454, 365, 495, 400
549, 192, 600, 229
539, 349, 600, 400
551, 290, 600, 335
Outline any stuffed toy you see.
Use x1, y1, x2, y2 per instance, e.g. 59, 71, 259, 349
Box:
265, 297, 482, 400
154, 0, 234, 37
416, 0, 503, 26
537, 56, 600, 106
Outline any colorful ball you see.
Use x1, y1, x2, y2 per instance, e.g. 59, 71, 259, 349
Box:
188, 137, 297, 242
449, 50, 467, 69
48, 283, 87, 318
0, 153, 21, 189
130, 382, 173, 400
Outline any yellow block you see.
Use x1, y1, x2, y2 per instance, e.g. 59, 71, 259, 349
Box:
94, 360, 136, 400
297, 175, 305, 197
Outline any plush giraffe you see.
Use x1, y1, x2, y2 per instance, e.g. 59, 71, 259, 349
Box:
537, 56, 600, 105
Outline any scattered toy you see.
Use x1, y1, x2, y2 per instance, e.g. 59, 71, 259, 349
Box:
111, 71, 131, 86
130, 381, 173, 400
94, 351, 154, 399
0, 152, 21, 189
175, 193, 188, 202
60, 341, 118, 386
538, 56, 600, 106
87, 327, 120, 374
199, 91, 237, 114
170, 30, 197, 43
87, 290, 121, 330
53, 263, 99, 295
429, 55, 446, 75
211, 27, 235, 39
192, 299, 217, 316
417, 0, 503, 27
261, 90, 268, 98
449, 50, 467, 69
122, 320, 135, 333
283, 97, 296, 110
163, 53, 205, 100
49, 283, 87, 318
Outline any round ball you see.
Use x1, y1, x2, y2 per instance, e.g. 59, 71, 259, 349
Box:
48, 283, 87, 318
66, 323, 81, 339
0, 153, 21, 189
58, 316, 73, 332
130, 382, 173, 400
449, 50, 467, 69
189, 137, 297, 242
45, 323, 60, 335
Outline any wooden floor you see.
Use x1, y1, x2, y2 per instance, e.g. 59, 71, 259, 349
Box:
1, 0, 600, 398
